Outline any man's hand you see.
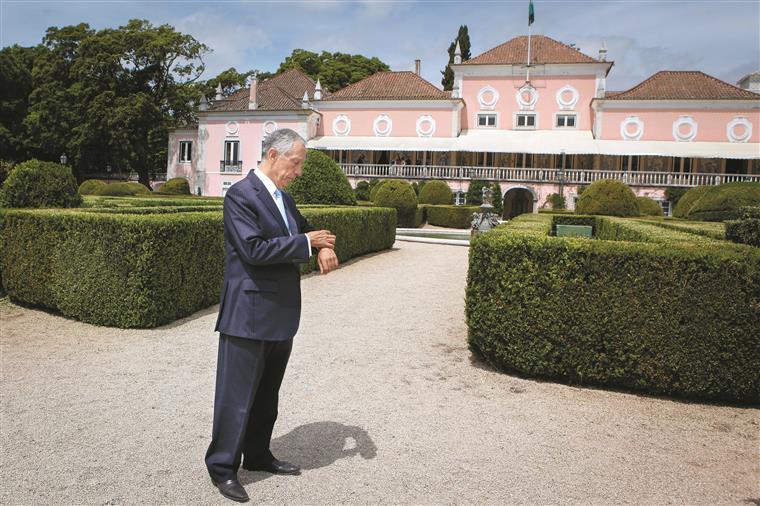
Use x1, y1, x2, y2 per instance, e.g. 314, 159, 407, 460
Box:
306, 230, 336, 249
317, 248, 339, 274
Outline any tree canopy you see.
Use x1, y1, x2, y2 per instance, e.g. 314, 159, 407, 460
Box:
277, 49, 389, 92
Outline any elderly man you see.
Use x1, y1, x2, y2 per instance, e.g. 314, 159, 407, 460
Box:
206, 129, 338, 502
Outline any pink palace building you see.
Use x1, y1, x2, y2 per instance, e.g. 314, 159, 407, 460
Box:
167, 35, 760, 218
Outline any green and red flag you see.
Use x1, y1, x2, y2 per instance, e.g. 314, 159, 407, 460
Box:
529, 0, 535, 25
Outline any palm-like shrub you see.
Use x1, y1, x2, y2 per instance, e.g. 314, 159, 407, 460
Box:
286, 150, 356, 205
575, 179, 639, 217
418, 180, 453, 205
0, 159, 81, 208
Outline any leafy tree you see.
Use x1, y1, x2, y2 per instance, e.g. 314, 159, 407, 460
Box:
466, 179, 502, 214
277, 49, 389, 91
0, 45, 38, 162
200, 67, 255, 100
441, 25, 471, 91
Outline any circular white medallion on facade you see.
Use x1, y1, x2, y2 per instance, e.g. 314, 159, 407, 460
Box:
516, 84, 539, 111
477, 86, 500, 110
225, 121, 239, 136
555, 85, 579, 110
416, 115, 436, 137
620, 116, 644, 141
332, 114, 351, 136
726, 117, 752, 143
263, 121, 278, 135
373, 114, 392, 137
672, 116, 697, 142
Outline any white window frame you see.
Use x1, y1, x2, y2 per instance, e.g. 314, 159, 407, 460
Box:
514, 112, 538, 130
476, 113, 498, 128
554, 113, 578, 129
454, 190, 466, 205
179, 140, 193, 163
224, 139, 240, 163
221, 180, 233, 196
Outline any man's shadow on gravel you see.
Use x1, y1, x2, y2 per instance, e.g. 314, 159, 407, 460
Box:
240, 421, 376, 485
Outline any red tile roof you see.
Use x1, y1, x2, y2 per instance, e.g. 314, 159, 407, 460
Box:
605, 71, 760, 100
464, 35, 601, 65
209, 68, 318, 112
322, 71, 451, 101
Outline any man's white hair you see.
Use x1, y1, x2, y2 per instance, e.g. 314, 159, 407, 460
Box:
261, 128, 306, 158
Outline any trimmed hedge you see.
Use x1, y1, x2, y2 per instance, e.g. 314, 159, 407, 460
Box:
1, 206, 395, 327
373, 180, 418, 227
369, 179, 390, 202
575, 179, 639, 217
725, 207, 760, 247
79, 179, 106, 195
82, 195, 223, 208
636, 196, 664, 216
418, 180, 453, 205
157, 177, 191, 195
92, 181, 151, 196
0, 159, 82, 208
425, 205, 479, 229
467, 213, 759, 403
672, 185, 710, 218
286, 150, 356, 206
687, 182, 760, 222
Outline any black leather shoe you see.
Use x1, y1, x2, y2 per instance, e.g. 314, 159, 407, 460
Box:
211, 477, 249, 503
242, 458, 301, 475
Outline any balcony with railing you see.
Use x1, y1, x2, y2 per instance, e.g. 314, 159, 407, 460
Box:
339, 163, 759, 187
220, 160, 243, 173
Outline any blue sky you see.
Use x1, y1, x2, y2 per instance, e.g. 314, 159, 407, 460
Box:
1, 0, 758, 92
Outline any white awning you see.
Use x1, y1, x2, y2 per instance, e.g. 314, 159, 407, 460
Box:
308, 130, 760, 159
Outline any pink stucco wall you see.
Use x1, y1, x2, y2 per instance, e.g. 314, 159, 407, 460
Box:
320, 108, 455, 137
166, 129, 198, 185
599, 109, 760, 142
459, 76, 598, 131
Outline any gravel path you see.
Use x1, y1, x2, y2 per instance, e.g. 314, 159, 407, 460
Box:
1, 240, 758, 505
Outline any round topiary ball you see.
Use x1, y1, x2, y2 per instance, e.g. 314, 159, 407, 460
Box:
79, 179, 106, 195
369, 179, 390, 202
157, 177, 191, 195
374, 179, 418, 227
636, 196, 664, 216
686, 182, 760, 221
0, 159, 82, 208
575, 179, 639, 217
285, 149, 356, 205
418, 179, 453, 205
672, 185, 711, 219
92, 181, 151, 196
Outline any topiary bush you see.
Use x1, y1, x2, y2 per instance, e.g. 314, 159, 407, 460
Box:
369, 179, 390, 202
418, 180, 453, 205
636, 196, 664, 216
546, 193, 566, 210
157, 177, 191, 195
687, 182, 760, 222
425, 205, 479, 228
92, 181, 151, 197
354, 181, 370, 201
373, 180, 418, 227
672, 185, 711, 219
665, 187, 688, 208
79, 179, 106, 195
725, 207, 760, 247
286, 149, 356, 205
0, 159, 82, 208
575, 179, 639, 217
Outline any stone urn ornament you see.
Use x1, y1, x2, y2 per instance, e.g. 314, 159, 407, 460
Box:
471, 186, 500, 237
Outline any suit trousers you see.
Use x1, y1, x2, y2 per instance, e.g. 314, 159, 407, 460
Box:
205, 333, 293, 482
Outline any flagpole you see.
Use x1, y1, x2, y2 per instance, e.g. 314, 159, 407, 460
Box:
527, 22, 532, 83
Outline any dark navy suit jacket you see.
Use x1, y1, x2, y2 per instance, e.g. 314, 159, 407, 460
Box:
215, 170, 315, 341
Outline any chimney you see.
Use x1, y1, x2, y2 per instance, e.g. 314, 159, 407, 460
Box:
248, 73, 258, 110
598, 41, 607, 62
414, 59, 421, 75
301, 91, 309, 109
215, 83, 223, 101
454, 41, 462, 65
314, 79, 322, 100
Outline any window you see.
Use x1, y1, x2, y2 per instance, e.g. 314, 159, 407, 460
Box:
516, 113, 536, 129
673, 157, 692, 173
554, 153, 574, 170
556, 114, 577, 128
477, 114, 497, 127
179, 141, 192, 162
659, 200, 671, 216
522, 153, 534, 168
224, 140, 240, 163
622, 155, 639, 172
454, 191, 466, 205
221, 181, 233, 196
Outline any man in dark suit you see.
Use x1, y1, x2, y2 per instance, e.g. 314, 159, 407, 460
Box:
206, 129, 338, 502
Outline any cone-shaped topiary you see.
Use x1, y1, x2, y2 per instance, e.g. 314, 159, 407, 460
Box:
687, 182, 760, 221
79, 179, 107, 195
0, 159, 82, 208
374, 179, 418, 227
672, 185, 711, 219
575, 179, 639, 217
92, 181, 151, 196
286, 149, 356, 205
418, 179, 453, 205
636, 196, 664, 216
157, 177, 191, 195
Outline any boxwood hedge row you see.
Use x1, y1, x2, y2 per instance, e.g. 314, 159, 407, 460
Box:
466, 213, 759, 403
424, 205, 480, 229
1, 206, 395, 328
